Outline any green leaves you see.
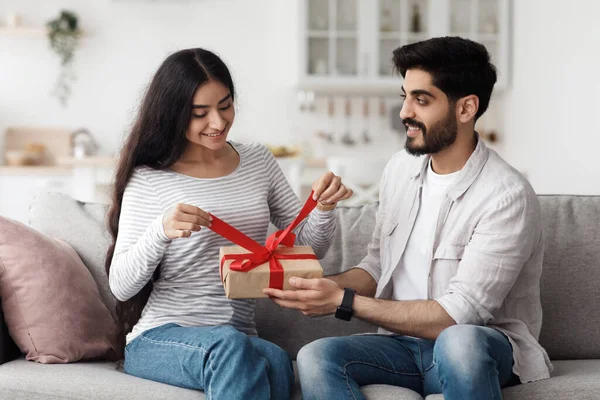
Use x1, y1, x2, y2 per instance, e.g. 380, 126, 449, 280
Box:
46, 10, 81, 107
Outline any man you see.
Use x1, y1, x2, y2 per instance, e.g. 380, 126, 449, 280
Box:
264, 36, 553, 400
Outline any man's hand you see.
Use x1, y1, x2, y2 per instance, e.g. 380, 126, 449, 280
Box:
263, 277, 345, 316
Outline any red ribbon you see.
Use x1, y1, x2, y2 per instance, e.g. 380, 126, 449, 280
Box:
210, 191, 319, 290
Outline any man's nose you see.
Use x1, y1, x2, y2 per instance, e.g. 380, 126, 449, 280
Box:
399, 100, 414, 121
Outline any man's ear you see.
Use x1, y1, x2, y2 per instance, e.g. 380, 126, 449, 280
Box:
457, 95, 479, 123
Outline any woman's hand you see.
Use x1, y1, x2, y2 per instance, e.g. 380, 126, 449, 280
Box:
162, 203, 212, 239
312, 171, 353, 206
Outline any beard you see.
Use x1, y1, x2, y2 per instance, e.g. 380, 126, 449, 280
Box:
403, 108, 458, 156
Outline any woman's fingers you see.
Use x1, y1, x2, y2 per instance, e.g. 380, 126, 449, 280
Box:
174, 208, 212, 227
163, 203, 212, 239
312, 172, 335, 200
172, 221, 202, 232
169, 229, 193, 238
326, 184, 352, 204
318, 175, 342, 202
175, 203, 212, 226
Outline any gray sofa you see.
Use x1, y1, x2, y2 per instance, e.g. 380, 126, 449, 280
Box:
0, 193, 599, 399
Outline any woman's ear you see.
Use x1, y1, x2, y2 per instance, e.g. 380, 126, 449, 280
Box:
457, 95, 479, 124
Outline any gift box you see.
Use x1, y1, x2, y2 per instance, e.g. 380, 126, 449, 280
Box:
210, 191, 324, 299
219, 245, 323, 299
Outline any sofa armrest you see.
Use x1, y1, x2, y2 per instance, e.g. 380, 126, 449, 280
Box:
0, 304, 20, 365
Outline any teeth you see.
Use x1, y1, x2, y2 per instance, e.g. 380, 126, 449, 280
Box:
204, 132, 221, 137
408, 126, 420, 130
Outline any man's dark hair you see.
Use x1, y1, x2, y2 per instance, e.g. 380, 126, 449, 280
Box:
393, 36, 497, 120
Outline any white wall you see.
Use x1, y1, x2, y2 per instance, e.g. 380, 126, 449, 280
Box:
1, 0, 599, 194
0, 0, 300, 153
498, 0, 600, 194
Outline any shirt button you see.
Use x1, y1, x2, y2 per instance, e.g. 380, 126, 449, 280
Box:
444, 193, 448, 198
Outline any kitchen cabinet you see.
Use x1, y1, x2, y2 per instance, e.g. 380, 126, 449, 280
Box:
298, 0, 510, 94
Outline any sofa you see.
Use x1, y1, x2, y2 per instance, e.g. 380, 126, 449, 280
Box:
0, 192, 599, 399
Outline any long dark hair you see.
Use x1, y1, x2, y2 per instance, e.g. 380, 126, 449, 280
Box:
105, 48, 235, 351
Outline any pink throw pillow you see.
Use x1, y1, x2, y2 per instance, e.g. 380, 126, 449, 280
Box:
0, 216, 118, 363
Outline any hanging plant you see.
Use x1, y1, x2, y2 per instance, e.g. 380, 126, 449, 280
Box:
46, 10, 82, 107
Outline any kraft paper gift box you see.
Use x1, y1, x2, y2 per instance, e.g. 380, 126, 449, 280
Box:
219, 245, 323, 299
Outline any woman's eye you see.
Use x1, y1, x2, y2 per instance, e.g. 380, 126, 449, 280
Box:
192, 113, 207, 118
219, 104, 231, 111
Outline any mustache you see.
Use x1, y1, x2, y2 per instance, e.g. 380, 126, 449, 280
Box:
402, 118, 427, 132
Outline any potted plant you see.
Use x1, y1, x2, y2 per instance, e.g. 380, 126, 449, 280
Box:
46, 10, 82, 107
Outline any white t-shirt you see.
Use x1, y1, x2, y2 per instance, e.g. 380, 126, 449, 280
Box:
392, 160, 458, 301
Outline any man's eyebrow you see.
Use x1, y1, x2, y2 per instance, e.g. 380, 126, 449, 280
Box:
401, 87, 436, 99
192, 93, 232, 109
411, 89, 435, 98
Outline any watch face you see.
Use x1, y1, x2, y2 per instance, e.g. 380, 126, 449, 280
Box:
335, 306, 352, 321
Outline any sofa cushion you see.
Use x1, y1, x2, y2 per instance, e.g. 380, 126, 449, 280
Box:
424, 360, 600, 399
0, 358, 204, 400
0, 357, 425, 400
0, 217, 117, 363
28, 193, 116, 320
2, 358, 598, 400
319, 202, 379, 275
537, 195, 600, 360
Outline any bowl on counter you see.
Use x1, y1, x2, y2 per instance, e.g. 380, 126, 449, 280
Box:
4, 150, 44, 166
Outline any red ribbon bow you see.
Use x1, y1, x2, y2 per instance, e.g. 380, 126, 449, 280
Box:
210, 191, 319, 290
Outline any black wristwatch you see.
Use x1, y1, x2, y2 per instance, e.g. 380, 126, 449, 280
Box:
335, 288, 356, 321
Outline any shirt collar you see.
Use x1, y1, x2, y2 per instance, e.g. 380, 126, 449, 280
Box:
410, 132, 490, 201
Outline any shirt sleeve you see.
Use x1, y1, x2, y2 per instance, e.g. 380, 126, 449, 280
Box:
108, 169, 172, 302
261, 145, 336, 259
436, 186, 542, 325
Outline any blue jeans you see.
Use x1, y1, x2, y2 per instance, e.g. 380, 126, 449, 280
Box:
297, 325, 519, 400
124, 323, 294, 400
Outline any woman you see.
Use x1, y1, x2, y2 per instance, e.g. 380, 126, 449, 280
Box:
105, 48, 352, 399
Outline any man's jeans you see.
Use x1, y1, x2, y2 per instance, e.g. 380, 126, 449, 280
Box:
297, 325, 519, 400
124, 323, 294, 400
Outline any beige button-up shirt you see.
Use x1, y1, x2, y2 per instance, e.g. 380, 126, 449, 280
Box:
356, 137, 553, 383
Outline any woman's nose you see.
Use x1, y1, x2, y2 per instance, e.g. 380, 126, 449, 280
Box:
208, 109, 226, 130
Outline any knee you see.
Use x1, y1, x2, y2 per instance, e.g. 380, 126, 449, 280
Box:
297, 338, 344, 376
434, 325, 489, 375
211, 326, 254, 356
213, 325, 246, 342
265, 344, 293, 373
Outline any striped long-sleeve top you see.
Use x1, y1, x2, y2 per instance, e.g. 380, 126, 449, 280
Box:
108, 142, 336, 344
